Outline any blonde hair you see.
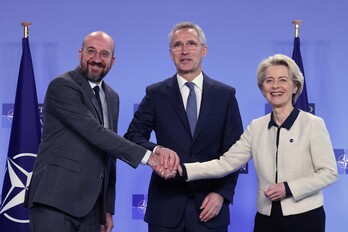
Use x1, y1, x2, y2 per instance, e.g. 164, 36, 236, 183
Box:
256, 54, 304, 104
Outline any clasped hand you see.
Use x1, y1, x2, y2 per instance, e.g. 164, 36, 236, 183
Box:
147, 147, 182, 179
264, 182, 286, 201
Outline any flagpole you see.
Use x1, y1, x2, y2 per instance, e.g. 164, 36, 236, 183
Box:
292, 19, 302, 38
291, 19, 310, 113
21, 22, 31, 38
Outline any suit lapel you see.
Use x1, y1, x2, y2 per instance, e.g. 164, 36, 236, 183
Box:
102, 82, 116, 130
72, 67, 104, 125
89, 87, 104, 125
193, 74, 215, 140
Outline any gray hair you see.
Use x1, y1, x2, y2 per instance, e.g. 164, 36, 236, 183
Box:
168, 22, 207, 47
256, 54, 304, 104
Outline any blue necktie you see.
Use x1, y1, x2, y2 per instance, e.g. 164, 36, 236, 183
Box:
185, 82, 197, 136
93, 86, 104, 123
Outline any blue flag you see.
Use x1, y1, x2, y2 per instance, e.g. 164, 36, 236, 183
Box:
0, 37, 41, 231
292, 37, 310, 112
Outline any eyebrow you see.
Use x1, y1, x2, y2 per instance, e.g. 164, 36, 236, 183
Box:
173, 39, 199, 44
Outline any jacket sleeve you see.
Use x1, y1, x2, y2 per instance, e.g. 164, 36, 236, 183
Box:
124, 86, 158, 151
47, 77, 148, 168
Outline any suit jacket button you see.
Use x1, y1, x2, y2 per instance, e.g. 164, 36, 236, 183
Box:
99, 173, 104, 179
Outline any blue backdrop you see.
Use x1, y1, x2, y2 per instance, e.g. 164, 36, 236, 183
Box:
1, 1, 347, 231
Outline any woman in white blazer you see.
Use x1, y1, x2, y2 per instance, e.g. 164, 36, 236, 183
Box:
159, 54, 338, 232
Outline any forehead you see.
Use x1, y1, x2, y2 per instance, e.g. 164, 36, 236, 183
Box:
83, 34, 114, 51
172, 28, 199, 42
265, 65, 289, 77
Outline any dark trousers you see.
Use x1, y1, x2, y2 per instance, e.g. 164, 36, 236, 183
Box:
148, 197, 227, 232
29, 198, 102, 232
254, 203, 326, 232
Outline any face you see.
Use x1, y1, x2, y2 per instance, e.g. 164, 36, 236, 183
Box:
169, 28, 207, 80
262, 65, 298, 110
79, 33, 115, 83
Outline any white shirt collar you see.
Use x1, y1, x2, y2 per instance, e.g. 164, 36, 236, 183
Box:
88, 80, 103, 89
176, 73, 203, 90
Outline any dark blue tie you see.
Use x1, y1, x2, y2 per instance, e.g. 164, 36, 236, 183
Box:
93, 86, 104, 123
185, 82, 197, 136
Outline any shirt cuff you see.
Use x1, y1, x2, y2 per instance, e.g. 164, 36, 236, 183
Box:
153, 145, 162, 154
141, 150, 152, 165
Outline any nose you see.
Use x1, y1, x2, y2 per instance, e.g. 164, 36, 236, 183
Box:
181, 45, 190, 53
272, 80, 279, 88
91, 53, 103, 62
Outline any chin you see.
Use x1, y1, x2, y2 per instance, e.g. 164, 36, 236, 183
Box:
88, 75, 104, 83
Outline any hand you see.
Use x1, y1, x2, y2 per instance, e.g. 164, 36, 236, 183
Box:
153, 161, 184, 179
154, 167, 177, 179
156, 147, 180, 171
264, 182, 286, 201
152, 147, 180, 179
148, 147, 180, 171
147, 152, 160, 168
100, 213, 113, 232
199, 192, 224, 222
178, 164, 183, 176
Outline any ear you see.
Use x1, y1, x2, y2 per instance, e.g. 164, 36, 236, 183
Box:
78, 49, 83, 60
293, 84, 299, 94
111, 56, 116, 66
169, 49, 174, 60
262, 90, 266, 97
201, 44, 208, 58
260, 86, 266, 97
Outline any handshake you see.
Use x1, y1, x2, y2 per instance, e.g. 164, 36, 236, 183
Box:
147, 146, 183, 179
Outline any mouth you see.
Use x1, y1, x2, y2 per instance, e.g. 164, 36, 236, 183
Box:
88, 61, 105, 69
180, 58, 191, 64
270, 92, 284, 96
88, 62, 105, 75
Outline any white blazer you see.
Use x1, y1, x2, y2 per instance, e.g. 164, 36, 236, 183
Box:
185, 110, 338, 216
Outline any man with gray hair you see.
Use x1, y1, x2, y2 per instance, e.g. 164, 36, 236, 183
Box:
125, 22, 243, 232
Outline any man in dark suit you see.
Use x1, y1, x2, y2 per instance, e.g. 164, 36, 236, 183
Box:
24, 31, 179, 232
124, 22, 244, 232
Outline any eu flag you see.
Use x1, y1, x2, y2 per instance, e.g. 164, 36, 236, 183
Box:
292, 37, 310, 112
0, 37, 41, 231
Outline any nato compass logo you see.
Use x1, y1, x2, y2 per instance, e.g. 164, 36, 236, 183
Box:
2, 103, 44, 128
132, 194, 147, 220
334, 149, 348, 174
0, 153, 36, 223
2, 104, 14, 128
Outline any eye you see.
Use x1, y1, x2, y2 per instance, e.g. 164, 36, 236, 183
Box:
187, 41, 198, 49
172, 42, 182, 50
85, 48, 96, 56
265, 78, 273, 84
101, 51, 111, 59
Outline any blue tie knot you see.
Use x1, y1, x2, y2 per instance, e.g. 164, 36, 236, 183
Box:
186, 82, 195, 91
